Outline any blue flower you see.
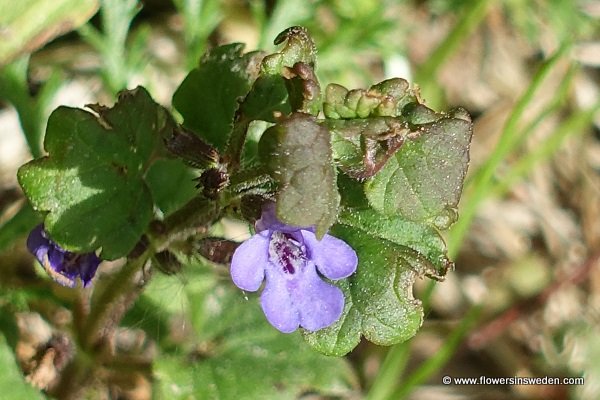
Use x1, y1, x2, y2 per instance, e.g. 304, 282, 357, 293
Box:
27, 224, 101, 288
230, 204, 358, 333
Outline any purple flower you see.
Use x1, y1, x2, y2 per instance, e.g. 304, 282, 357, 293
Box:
230, 204, 358, 333
27, 224, 101, 288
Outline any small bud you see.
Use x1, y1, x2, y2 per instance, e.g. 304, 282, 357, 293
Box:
196, 167, 229, 199
195, 237, 239, 264
164, 126, 219, 169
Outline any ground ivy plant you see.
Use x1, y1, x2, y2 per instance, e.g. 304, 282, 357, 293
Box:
18, 26, 471, 368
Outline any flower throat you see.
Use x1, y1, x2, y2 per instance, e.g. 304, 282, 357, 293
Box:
268, 231, 306, 274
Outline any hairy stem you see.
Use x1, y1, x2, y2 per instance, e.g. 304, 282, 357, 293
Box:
80, 251, 151, 350
224, 115, 251, 173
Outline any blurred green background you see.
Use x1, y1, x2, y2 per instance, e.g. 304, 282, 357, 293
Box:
1, 0, 599, 399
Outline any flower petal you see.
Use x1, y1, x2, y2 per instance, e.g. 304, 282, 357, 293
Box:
296, 262, 344, 331
301, 230, 358, 280
260, 269, 300, 333
230, 232, 269, 291
79, 254, 102, 287
43, 248, 78, 288
26, 224, 50, 262
255, 202, 307, 233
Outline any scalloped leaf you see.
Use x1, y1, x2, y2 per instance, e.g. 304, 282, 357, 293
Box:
363, 109, 472, 228
17, 87, 174, 259
303, 224, 423, 356
303, 208, 451, 355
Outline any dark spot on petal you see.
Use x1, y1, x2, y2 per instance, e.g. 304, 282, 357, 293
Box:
268, 231, 306, 274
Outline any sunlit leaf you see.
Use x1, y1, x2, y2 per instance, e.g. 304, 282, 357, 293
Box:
172, 43, 262, 150
303, 207, 451, 356
18, 87, 174, 259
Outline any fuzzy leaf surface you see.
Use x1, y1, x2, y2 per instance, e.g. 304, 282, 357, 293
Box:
259, 113, 339, 237
303, 208, 451, 355
363, 109, 472, 228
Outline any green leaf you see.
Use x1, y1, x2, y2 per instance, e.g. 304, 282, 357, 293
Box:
17, 87, 174, 259
364, 109, 472, 228
172, 43, 261, 150
329, 117, 407, 180
239, 74, 291, 122
323, 78, 416, 120
145, 159, 197, 216
302, 279, 362, 357
261, 26, 316, 75
304, 222, 429, 355
154, 355, 196, 399
259, 113, 340, 237
339, 208, 451, 277
0, 0, 99, 66
304, 208, 450, 355
337, 172, 370, 209
162, 269, 359, 400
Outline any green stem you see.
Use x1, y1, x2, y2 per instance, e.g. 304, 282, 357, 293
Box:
51, 350, 96, 399
224, 116, 251, 172
227, 167, 273, 194
152, 196, 221, 251
71, 187, 226, 391
80, 251, 151, 349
